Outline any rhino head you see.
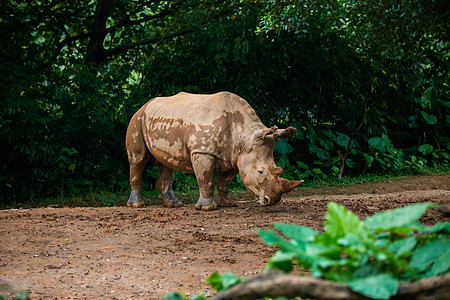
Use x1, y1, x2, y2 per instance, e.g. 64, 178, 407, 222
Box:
237, 126, 304, 206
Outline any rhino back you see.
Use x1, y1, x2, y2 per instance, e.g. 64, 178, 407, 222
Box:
139, 92, 264, 172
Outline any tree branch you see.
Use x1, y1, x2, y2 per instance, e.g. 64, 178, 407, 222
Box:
213, 272, 367, 300
104, 27, 190, 58
85, 0, 119, 64
213, 271, 450, 300
105, 1, 178, 35
39, 1, 248, 67
104, 2, 245, 59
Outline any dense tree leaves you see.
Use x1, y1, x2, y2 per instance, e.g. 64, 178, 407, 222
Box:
0, 0, 448, 202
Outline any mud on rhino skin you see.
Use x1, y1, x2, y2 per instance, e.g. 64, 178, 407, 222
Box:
125, 91, 303, 210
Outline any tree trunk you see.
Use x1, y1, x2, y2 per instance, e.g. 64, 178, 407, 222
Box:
84, 0, 118, 65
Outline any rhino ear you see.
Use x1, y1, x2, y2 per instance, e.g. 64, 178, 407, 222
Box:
261, 126, 297, 140
274, 126, 297, 140
261, 126, 279, 139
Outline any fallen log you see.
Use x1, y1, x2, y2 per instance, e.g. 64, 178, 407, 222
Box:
213, 272, 450, 300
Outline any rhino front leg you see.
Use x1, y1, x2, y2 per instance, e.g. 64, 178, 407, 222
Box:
191, 153, 218, 211
156, 164, 183, 208
217, 169, 238, 207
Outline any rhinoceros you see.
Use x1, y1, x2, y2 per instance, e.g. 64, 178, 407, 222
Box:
125, 91, 303, 211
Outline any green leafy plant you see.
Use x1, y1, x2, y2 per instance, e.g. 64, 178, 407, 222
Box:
207, 272, 243, 292
163, 272, 243, 300
164, 202, 449, 300
2, 0, 449, 206
257, 202, 449, 299
99, 193, 117, 207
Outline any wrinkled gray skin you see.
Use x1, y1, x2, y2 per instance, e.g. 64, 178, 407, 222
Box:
126, 92, 304, 211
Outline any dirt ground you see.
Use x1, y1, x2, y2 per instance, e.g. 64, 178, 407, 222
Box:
1, 174, 449, 299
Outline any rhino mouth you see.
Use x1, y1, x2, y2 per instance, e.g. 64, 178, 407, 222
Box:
258, 195, 279, 206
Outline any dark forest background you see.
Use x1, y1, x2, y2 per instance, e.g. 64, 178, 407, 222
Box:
1, 0, 448, 204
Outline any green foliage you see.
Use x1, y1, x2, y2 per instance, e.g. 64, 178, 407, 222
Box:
1, 0, 449, 204
206, 271, 242, 292
162, 271, 242, 300
99, 193, 117, 207
257, 202, 449, 299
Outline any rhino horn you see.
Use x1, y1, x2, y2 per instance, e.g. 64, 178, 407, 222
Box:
280, 178, 304, 194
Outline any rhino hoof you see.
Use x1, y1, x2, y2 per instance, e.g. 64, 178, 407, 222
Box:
127, 200, 146, 208
163, 199, 183, 208
194, 204, 218, 211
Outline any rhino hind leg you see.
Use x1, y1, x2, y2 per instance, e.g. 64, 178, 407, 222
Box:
126, 126, 149, 208
191, 153, 218, 211
217, 169, 238, 207
156, 164, 183, 208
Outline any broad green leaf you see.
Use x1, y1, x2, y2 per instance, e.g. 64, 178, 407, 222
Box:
206, 272, 241, 292
386, 226, 418, 235
257, 229, 301, 254
368, 137, 385, 151
276, 154, 291, 169
162, 292, 186, 300
364, 203, 435, 230
409, 239, 450, 273
266, 251, 294, 272
322, 129, 337, 141
220, 272, 242, 290
338, 232, 369, 254
335, 132, 350, 148
408, 115, 419, 128
417, 222, 450, 234
312, 168, 323, 174
190, 294, 207, 300
364, 153, 374, 167
324, 267, 353, 282
296, 161, 309, 170
421, 87, 437, 109
352, 264, 382, 279
425, 249, 450, 277
206, 272, 223, 292
325, 202, 365, 237
421, 111, 437, 124
257, 229, 285, 246
418, 144, 433, 155
309, 144, 330, 160
305, 243, 344, 268
274, 223, 318, 243
331, 165, 339, 175
274, 139, 294, 154
388, 236, 417, 257
346, 158, 356, 168
319, 137, 334, 151
347, 274, 399, 300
